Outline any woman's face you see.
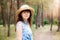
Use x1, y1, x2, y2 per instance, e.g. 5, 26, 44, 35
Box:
21, 11, 30, 20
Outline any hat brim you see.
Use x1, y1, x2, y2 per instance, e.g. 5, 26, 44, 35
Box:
16, 7, 34, 18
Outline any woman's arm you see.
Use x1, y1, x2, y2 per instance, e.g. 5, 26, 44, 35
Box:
16, 22, 22, 40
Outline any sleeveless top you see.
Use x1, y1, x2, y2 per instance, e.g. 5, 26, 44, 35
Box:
16, 21, 33, 40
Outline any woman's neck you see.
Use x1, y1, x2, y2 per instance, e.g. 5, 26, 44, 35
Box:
23, 19, 28, 23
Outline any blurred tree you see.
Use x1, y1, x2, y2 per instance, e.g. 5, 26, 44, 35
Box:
7, 0, 13, 37
48, 0, 54, 31
41, 0, 44, 27
17, 0, 20, 9
7, 1, 11, 37
57, 2, 60, 32
50, 10, 53, 31
36, 4, 40, 29
1, 0, 6, 27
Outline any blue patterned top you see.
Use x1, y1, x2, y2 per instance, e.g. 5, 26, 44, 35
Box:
16, 21, 33, 40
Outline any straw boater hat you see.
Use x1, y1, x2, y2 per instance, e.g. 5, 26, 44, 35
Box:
16, 4, 34, 18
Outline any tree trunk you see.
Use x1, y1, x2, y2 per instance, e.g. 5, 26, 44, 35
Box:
7, 0, 12, 36
17, 0, 20, 9
36, 4, 40, 29
1, 0, 6, 27
12, 0, 17, 32
57, 2, 60, 32
7, 2, 10, 37
50, 10, 53, 31
41, 2, 44, 27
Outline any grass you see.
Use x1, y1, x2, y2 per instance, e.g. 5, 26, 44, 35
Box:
0, 24, 16, 40
0, 24, 60, 40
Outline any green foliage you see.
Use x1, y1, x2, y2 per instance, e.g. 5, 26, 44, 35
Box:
44, 19, 50, 25
0, 1, 6, 11
54, 19, 58, 25
44, 18, 58, 25
33, 5, 37, 24
0, 20, 3, 25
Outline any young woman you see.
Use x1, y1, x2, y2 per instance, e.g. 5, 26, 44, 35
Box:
16, 5, 34, 40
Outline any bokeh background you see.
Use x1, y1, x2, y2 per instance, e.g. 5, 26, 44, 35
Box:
0, 0, 60, 40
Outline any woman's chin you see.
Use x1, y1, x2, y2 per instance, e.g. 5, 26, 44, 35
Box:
23, 18, 28, 20
24, 17, 29, 19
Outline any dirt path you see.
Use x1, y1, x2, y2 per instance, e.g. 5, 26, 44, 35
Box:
33, 25, 60, 40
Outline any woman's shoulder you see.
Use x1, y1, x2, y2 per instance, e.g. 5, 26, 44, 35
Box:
16, 21, 22, 32
16, 21, 23, 26
17, 21, 23, 24
16, 21, 23, 29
